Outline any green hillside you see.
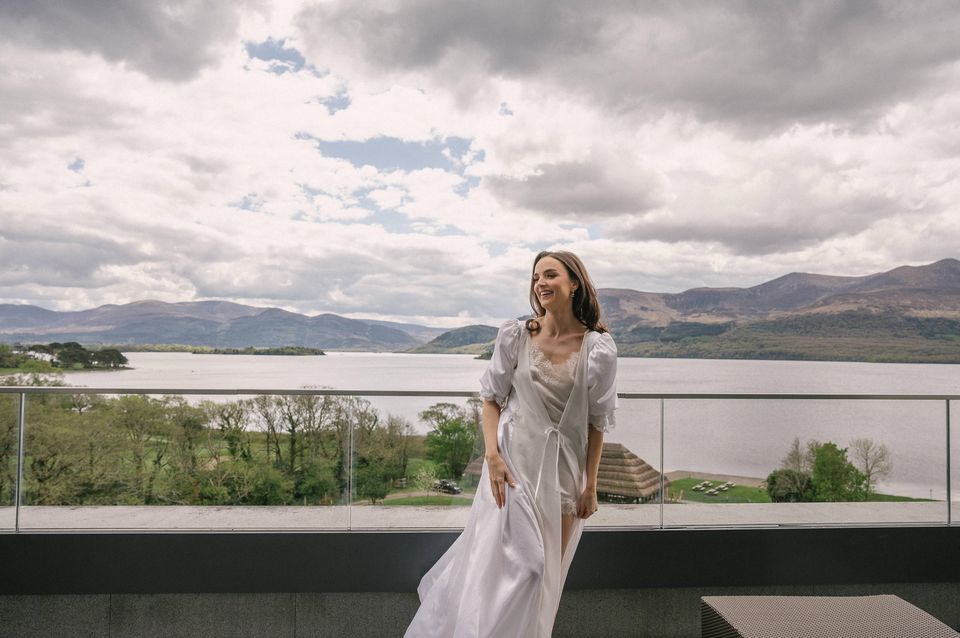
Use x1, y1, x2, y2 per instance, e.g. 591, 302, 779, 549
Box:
408, 324, 497, 354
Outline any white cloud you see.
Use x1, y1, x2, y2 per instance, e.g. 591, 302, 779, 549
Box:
0, 0, 958, 327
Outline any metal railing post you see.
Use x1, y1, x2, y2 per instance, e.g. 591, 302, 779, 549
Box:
659, 397, 665, 529
947, 400, 952, 526
14, 392, 26, 533
348, 412, 355, 530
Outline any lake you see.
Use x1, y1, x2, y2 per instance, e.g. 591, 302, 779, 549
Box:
64, 352, 960, 500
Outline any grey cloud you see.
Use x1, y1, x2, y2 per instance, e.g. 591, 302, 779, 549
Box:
188, 252, 373, 303
487, 160, 665, 216
298, 0, 960, 131
0, 228, 148, 288
614, 192, 909, 255
186, 241, 493, 317
0, 72, 136, 146
0, 206, 239, 291
0, 1, 256, 81
298, 0, 604, 75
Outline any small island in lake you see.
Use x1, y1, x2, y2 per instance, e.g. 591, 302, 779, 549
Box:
1, 342, 128, 372
190, 346, 326, 356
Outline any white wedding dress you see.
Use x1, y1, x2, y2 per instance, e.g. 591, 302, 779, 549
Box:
405, 319, 618, 638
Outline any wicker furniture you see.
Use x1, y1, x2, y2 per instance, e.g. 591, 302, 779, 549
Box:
701, 595, 958, 638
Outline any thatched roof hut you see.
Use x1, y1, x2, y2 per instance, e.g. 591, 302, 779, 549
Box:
464, 442, 667, 504
597, 442, 668, 503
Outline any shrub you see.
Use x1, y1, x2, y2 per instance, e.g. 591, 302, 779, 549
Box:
765, 468, 814, 502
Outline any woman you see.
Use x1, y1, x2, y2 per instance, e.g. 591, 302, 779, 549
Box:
405, 250, 618, 638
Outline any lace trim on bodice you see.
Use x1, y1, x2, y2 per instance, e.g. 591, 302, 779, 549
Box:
527, 340, 579, 388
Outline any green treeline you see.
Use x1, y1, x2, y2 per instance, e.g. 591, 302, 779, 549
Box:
0, 343, 127, 371
0, 372, 484, 507
190, 346, 325, 355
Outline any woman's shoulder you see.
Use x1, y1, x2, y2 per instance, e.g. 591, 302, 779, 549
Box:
496, 318, 524, 339
502, 317, 524, 330
491, 318, 524, 353
585, 329, 616, 350
585, 330, 617, 364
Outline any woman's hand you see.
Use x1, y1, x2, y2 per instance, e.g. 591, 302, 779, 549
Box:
486, 453, 517, 508
577, 487, 599, 519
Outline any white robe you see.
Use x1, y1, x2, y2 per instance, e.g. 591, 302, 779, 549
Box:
406, 320, 618, 638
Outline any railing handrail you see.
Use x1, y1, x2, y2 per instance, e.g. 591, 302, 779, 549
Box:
0, 386, 959, 400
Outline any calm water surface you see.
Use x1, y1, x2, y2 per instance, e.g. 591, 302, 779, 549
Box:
66, 352, 960, 500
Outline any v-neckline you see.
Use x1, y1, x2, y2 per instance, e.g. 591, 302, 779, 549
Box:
528, 329, 589, 367
523, 327, 591, 426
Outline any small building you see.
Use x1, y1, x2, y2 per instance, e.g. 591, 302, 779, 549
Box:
596, 442, 668, 504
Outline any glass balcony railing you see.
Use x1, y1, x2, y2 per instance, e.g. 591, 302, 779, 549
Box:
0, 387, 955, 532
0, 392, 20, 530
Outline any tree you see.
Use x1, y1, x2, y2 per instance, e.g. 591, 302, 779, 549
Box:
765, 468, 814, 502
781, 437, 818, 475
355, 461, 391, 504
0, 344, 25, 369
413, 466, 439, 497
68, 393, 105, 415
0, 394, 18, 503
849, 437, 893, 499
811, 442, 867, 502
19, 359, 58, 376
203, 400, 251, 461
92, 349, 128, 368
166, 399, 208, 504
55, 343, 91, 368
352, 407, 411, 504
250, 395, 284, 466
108, 395, 170, 503
422, 402, 477, 480
771, 437, 819, 502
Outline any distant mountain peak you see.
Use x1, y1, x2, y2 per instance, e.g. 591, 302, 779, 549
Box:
1, 258, 956, 352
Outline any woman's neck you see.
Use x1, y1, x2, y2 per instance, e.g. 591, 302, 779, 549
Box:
541, 307, 584, 338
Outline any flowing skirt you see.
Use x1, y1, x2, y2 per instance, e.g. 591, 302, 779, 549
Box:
404, 432, 583, 637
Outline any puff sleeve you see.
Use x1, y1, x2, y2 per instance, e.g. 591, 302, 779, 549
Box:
587, 332, 618, 432
479, 319, 523, 407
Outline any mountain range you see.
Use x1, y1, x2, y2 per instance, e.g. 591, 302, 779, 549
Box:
420, 258, 960, 362
1, 258, 959, 361
0, 300, 444, 352
600, 257, 960, 326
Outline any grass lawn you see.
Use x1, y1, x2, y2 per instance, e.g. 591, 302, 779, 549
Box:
669, 477, 930, 504
866, 492, 933, 502
669, 477, 771, 504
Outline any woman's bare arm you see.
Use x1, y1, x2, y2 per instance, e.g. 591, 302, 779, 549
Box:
578, 426, 604, 518
482, 399, 516, 508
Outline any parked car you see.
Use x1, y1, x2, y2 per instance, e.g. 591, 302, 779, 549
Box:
434, 479, 462, 495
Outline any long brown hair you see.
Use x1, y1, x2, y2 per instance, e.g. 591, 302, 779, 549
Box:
527, 250, 607, 333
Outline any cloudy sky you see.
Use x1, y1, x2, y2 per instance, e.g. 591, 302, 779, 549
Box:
1, 1, 959, 327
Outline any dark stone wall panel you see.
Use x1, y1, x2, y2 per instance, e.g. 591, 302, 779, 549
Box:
0, 527, 957, 595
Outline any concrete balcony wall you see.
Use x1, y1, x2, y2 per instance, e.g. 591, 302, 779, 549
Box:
1, 527, 958, 637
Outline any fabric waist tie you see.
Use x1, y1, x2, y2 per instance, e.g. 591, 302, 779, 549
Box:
533, 425, 563, 503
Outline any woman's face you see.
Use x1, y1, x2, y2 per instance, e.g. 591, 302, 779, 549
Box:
532, 256, 577, 311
